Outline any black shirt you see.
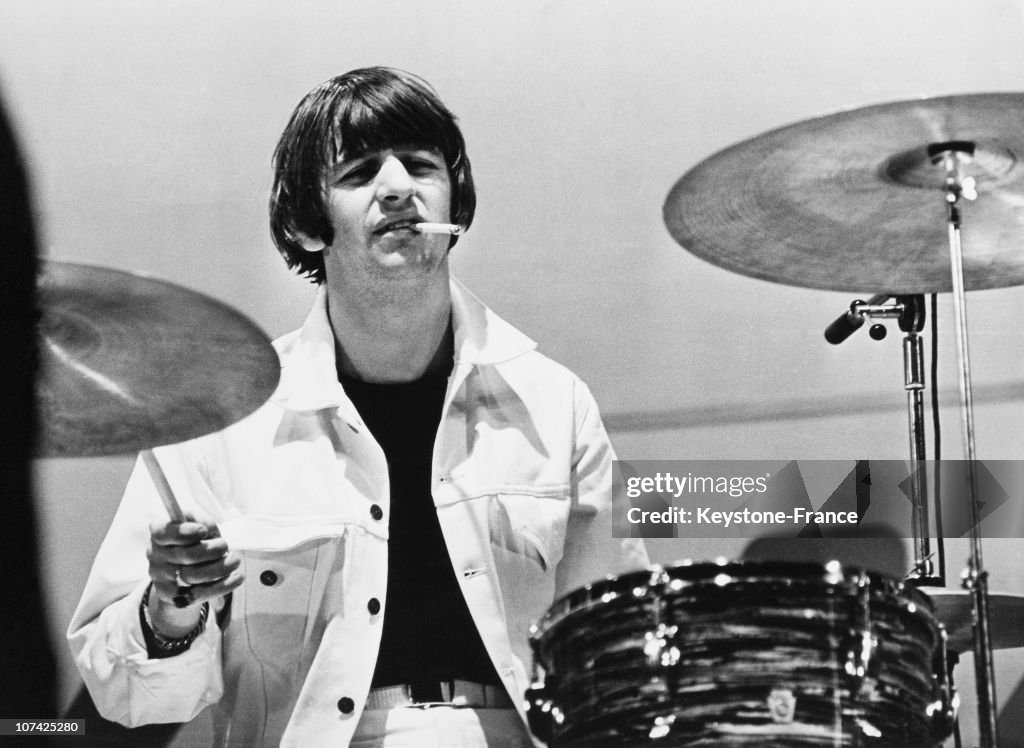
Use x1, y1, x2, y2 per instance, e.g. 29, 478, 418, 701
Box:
340, 371, 502, 688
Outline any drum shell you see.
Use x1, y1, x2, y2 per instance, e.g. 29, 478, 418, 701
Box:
529, 561, 951, 747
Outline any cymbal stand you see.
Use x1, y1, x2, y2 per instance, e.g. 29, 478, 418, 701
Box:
934, 143, 998, 748
824, 295, 941, 586
896, 295, 942, 585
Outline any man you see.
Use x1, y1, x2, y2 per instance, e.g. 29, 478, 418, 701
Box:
69, 67, 647, 746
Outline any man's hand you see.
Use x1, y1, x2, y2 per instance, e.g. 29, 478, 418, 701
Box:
146, 515, 244, 638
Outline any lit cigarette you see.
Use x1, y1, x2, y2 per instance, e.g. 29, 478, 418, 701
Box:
414, 222, 463, 235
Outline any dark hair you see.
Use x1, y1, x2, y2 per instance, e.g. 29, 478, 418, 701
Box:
269, 67, 476, 284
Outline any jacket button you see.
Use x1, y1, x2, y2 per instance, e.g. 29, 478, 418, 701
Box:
337, 696, 355, 714
367, 598, 381, 615
259, 570, 278, 586
370, 504, 383, 521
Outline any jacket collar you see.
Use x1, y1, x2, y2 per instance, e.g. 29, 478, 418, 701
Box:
271, 276, 537, 412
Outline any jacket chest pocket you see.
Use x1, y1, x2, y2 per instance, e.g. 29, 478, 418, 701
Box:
225, 541, 329, 674
488, 493, 569, 573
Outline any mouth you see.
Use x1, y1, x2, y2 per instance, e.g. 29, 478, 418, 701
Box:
374, 218, 422, 235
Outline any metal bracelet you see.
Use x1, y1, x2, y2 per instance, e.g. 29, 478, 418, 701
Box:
140, 582, 209, 653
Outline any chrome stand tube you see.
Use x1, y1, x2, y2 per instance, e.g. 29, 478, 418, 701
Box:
940, 147, 998, 748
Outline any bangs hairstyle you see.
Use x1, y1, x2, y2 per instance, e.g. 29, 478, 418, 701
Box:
269, 67, 476, 284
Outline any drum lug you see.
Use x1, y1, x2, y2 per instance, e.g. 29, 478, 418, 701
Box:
644, 623, 680, 670
844, 573, 879, 692
525, 680, 556, 744
844, 627, 878, 686
929, 628, 960, 740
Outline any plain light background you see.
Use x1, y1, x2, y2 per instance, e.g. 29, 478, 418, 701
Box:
3, 0, 1024, 743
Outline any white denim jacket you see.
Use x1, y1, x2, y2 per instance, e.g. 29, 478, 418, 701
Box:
68, 277, 648, 746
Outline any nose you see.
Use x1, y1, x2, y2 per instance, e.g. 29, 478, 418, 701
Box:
375, 156, 414, 205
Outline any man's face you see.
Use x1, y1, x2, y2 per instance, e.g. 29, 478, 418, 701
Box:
318, 145, 453, 289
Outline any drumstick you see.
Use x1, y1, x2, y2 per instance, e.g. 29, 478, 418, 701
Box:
141, 448, 186, 523
141, 449, 201, 609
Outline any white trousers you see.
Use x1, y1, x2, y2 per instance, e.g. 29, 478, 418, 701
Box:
350, 706, 536, 748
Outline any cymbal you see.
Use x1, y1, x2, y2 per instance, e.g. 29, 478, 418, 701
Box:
664, 93, 1024, 293
36, 261, 280, 457
926, 589, 1024, 653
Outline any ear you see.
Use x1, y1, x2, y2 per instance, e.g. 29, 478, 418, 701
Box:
292, 231, 328, 253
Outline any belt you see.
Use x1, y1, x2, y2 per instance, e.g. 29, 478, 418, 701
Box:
366, 680, 514, 710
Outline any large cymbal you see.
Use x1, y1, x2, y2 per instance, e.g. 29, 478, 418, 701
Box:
664, 93, 1024, 293
926, 589, 1024, 654
36, 261, 280, 457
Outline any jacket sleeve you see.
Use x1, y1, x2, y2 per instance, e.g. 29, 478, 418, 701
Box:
555, 379, 649, 597
66, 450, 224, 727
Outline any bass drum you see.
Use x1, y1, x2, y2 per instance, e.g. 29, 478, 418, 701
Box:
528, 560, 954, 746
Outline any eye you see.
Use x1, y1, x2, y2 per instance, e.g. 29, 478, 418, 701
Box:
335, 163, 376, 185
402, 153, 445, 175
